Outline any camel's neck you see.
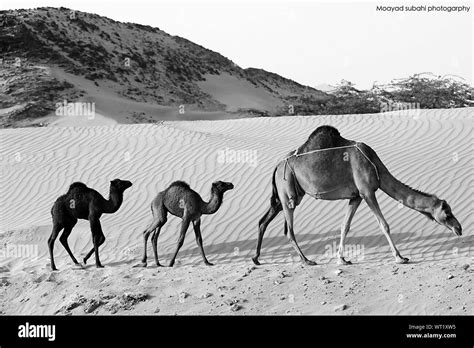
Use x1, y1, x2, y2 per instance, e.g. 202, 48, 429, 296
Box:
103, 188, 124, 214
201, 189, 223, 215
392, 181, 438, 215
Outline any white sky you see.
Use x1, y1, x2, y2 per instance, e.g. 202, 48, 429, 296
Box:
2, 0, 472, 89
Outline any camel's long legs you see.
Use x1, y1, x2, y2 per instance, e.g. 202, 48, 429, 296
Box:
192, 218, 213, 266
363, 193, 409, 264
252, 203, 282, 265
151, 223, 164, 267
83, 232, 105, 264
140, 217, 166, 266
337, 197, 362, 265
139, 200, 168, 267
87, 217, 105, 268
59, 219, 79, 265
282, 203, 317, 266
48, 223, 64, 271
169, 216, 191, 267
140, 225, 153, 265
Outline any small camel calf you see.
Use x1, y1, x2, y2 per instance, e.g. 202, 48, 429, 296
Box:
48, 179, 132, 270
139, 180, 234, 267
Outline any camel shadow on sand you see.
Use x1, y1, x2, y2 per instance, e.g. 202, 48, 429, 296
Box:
33, 225, 470, 269
154, 230, 472, 266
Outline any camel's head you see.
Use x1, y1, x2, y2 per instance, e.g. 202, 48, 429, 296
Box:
431, 199, 462, 236
110, 179, 133, 192
211, 181, 234, 194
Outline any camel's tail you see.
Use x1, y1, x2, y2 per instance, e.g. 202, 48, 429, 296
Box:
270, 166, 281, 208
257, 166, 285, 233
270, 166, 289, 236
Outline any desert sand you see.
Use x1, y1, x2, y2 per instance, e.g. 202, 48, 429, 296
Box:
0, 108, 472, 315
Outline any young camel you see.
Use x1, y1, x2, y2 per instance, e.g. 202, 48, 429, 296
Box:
48, 179, 132, 270
253, 125, 462, 266
139, 180, 234, 267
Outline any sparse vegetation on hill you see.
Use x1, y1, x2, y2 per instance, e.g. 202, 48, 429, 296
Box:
375, 74, 473, 109
0, 63, 80, 127
319, 76, 473, 115
1, 7, 328, 126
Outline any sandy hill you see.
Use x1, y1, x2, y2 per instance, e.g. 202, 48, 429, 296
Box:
0, 7, 329, 127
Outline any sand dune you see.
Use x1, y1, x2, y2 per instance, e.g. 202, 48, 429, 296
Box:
197, 73, 283, 112
42, 67, 239, 126
0, 108, 472, 315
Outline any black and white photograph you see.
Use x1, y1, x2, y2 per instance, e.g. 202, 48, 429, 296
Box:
0, 0, 472, 345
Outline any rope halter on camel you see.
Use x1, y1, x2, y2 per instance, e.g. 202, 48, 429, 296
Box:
282, 142, 380, 186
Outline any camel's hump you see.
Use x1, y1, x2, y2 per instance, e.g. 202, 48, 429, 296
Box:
68, 182, 88, 191
309, 125, 340, 138
169, 180, 191, 189
300, 125, 343, 150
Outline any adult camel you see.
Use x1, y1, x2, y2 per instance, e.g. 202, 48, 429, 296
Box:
252, 125, 462, 266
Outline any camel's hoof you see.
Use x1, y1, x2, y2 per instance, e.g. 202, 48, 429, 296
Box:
169, 262, 175, 267
337, 258, 352, 265
83, 258, 88, 265
73, 263, 85, 269
205, 262, 214, 266
251, 257, 261, 266
304, 259, 317, 266
51, 267, 58, 271
396, 257, 409, 264
96, 264, 105, 268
